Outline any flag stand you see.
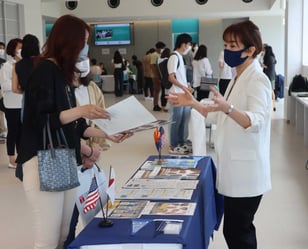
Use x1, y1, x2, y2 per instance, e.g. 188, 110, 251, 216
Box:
98, 197, 113, 227
98, 165, 114, 228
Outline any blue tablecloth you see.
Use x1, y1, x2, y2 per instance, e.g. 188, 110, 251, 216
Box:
69, 155, 224, 249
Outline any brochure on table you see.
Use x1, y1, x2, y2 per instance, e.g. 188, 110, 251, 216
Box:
133, 167, 201, 180
93, 95, 169, 135
142, 202, 197, 216
141, 158, 200, 170
123, 178, 199, 190
117, 188, 194, 200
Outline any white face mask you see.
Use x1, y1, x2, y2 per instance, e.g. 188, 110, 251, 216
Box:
183, 45, 192, 55
16, 49, 22, 59
76, 58, 90, 77
0, 49, 5, 58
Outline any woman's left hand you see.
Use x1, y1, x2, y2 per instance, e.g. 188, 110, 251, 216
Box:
107, 131, 134, 143
209, 86, 230, 113
81, 144, 101, 168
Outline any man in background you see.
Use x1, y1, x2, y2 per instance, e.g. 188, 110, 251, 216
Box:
142, 48, 155, 100
168, 33, 193, 154
150, 41, 166, 111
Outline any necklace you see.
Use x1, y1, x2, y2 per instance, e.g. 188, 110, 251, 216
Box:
225, 77, 237, 101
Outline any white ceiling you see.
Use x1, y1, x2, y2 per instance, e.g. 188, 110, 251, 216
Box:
42, 0, 284, 22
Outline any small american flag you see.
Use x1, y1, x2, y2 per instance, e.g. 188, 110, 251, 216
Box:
83, 177, 100, 214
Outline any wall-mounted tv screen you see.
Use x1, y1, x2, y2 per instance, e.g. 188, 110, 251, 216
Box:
94, 23, 133, 46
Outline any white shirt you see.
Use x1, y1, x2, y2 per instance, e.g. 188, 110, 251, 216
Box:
0, 58, 22, 109
218, 50, 233, 80
192, 57, 213, 88
167, 51, 187, 93
75, 85, 90, 106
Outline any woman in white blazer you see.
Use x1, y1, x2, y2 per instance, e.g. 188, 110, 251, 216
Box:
167, 20, 272, 249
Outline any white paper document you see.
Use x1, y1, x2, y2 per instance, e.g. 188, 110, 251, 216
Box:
123, 178, 199, 190
117, 188, 194, 200
93, 96, 167, 135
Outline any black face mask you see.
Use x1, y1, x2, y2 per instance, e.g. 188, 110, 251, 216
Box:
224, 48, 248, 67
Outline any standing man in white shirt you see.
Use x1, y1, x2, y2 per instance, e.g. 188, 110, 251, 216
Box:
168, 33, 193, 154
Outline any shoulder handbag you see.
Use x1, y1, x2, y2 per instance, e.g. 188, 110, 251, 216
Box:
200, 76, 218, 91
37, 116, 80, 192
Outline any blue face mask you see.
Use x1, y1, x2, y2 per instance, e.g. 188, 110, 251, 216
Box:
224, 48, 248, 67
78, 44, 89, 62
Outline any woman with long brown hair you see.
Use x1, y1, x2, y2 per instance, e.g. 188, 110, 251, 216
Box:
16, 15, 132, 249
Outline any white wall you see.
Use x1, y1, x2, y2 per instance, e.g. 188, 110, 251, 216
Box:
285, 0, 303, 121
9, 0, 44, 44
250, 16, 285, 75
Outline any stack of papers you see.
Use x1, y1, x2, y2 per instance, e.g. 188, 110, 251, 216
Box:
93, 96, 169, 135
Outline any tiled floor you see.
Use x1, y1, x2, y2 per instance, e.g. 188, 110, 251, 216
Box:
0, 95, 307, 249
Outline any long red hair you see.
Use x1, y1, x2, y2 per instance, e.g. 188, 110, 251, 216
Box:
41, 15, 90, 85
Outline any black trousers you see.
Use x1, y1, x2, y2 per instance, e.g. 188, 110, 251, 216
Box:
114, 68, 124, 97
223, 195, 262, 249
4, 108, 22, 156
144, 77, 153, 97
63, 205, 79, 249
160, 84, 167, 107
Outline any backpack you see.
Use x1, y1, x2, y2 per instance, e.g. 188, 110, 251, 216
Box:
158, 53, 180, 89
288, 74, 308, 96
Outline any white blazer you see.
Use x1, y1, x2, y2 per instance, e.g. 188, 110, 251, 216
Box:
211, 59, 272, 197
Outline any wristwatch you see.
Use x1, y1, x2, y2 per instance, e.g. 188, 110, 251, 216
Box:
225, 104, 234, 115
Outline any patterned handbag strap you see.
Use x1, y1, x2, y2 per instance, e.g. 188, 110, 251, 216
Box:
43, 115, 69, 158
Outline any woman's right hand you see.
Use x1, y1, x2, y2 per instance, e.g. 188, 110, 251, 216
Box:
166, 87, 195, 107
81, 104, 110, 120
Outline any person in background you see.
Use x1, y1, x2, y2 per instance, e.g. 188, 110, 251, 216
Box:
90, 58, 102, 75
150, 41, 166, 111
192, 44, 213, 101
11, 34, 40, 175
142, 48, 155, 100
112, 50, 125, 97
183, 44, 194, 86
64, 68, 113, 248
168, 33, 193, 155
99, 62, 108, 75
167, 20, 272, 249
0, 41, 6, 65
0, 41, 7, 141
132, 55, 144, 94
12, 34, 40, 93
218, 50, 233, 96
123, 59, 136, 94
157, 47, 171, 112
192, 43, 199, 57
261, 44, 277, 110
0, 38, 23, 169
90, 58, 102, 89
16, 15, 132, 249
